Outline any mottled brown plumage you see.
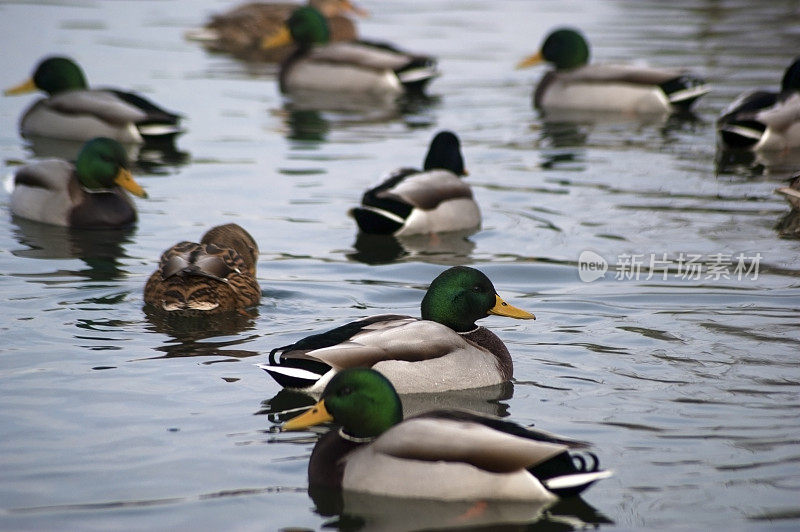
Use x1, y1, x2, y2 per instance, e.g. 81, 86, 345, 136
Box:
187, 0, 363, 62
144, 224, 260, 313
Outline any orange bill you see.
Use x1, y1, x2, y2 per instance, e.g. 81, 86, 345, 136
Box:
114, 168, 148, 198
4, 78, 37, 96
282, 399, 333, 431
516, 51, 544, 70
488, 294, 535, 319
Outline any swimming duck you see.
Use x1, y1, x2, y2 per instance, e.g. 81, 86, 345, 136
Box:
517, 27, 709, 114
258, 266, 534, 393
10, 137, 147, 228
5, 56, 182, 144
144, 223, 261, 313
350, 131, 480, 236
186, 0, 366, 62
717, 58, 800, 151
281, 368, 612, 500
264, 6, 439, 95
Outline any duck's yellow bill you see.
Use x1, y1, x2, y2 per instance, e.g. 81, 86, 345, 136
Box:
114, 168, 148, 199
282, 399, 333, 431
489, 294, 535, 319
516, 51, 543, 70
4, 78, 37, 96
261, 26, 293, 50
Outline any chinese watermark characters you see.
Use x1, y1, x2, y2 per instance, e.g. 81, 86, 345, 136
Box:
578, 251, 762, 283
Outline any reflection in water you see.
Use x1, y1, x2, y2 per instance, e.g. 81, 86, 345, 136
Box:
280, 91, 438, 142
347, 229, 476, 265
143, 307, 259, 360
715, 146, 800, 178
259, 382, 512, 424
10, 217, 134, 281
23, 135, 189, 175
308, 485, 611, 531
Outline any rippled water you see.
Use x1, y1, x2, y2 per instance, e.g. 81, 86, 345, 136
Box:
1, 0, 799, 530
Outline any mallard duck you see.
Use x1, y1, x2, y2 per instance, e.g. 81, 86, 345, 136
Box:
264, 6, 439, 95
5, 56, 182, 144
10, 137, 147, 228
717, 58, 800, 151
186, 0, 366, 62
281, 368, 612, 500
517, 27, 709, 114
258, 266, 534, 393
144, 224, 261, 313
349, 131, 480, 236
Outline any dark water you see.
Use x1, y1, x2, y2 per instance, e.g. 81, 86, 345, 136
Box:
1, 0, 799, 530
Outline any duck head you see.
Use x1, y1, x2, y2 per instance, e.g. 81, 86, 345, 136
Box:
423, 130, 467, 176
421, 266, 535, 332
517, 27, 590, 71
5, 56, 88, 96
283, 368, 403, 439
76, 137, 147, 198
262, 6, 330, 50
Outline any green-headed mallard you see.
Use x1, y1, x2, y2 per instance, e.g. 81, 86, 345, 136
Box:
10, 137, 147, 228
186, 0, 367, 62
281, 368, 611, 500
258, 266, 534, 393
144, 223, 261, 313
717, 57, 800, 151
264, 6, 439, 95
5, 56, 182, 144
349, 130, 480, 236
517, 27, 709, 114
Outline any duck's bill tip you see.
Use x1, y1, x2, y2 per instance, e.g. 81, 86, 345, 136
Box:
4, 78, 37, 96
281, 399, 333, 431
489, 294, 535, 319
516, 51, 544, 70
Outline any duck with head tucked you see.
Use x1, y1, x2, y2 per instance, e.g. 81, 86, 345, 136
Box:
517, 27, 709, 114
263, 6, 439, 95
258, 266, 534, 394
144, 224, 261, 314
5, 56, 182, 144
186, 0, 367, 62
717, 57, 800, 152
281, 368, 612, 500
10, 137, 147, 228
350, 130, 480, 236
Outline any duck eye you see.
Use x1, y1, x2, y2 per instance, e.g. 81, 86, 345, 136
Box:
472, 285, 481, 292
337, 386, 352, 397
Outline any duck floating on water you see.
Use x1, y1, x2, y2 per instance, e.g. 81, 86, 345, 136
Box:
281, 368, 612, 500
185, 0, 367, 62
264, 6, 439, 95
717, 57, 800, 152
10, 137, 147, 228
350, 131, 480, 236
517, 27, 709, 114
258, 266, 534, 394
5, 56, 182, 144
144, 224, 261, 313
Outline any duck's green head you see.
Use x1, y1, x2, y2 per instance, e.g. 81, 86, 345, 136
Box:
262, 6, 330, 50
76, 138, 147, 198
517, 28, 590, 71
5, 56, 88, 96
781, 57, 800, 93
420, 266, 535, 332
282, 368, 402, 439
423, 130, 467, 176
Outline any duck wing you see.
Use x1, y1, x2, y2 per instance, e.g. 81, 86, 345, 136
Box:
47, 90, 147, 125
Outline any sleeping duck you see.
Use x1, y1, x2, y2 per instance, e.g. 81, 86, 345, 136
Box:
282, 368, 612, 500
186, 0, 367, 62
263, 6, 439, 95
5, 56, 182, 144
717, 57, 800, 151
350, 131, 480, 236
517, 27, 709, 114
144, 223, 261, 313
10, 137, 147, 228
258, 266, 535, 393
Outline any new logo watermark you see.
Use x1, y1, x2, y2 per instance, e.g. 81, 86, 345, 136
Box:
578, 252, 762, 282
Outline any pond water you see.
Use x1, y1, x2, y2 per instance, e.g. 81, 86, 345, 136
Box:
1, 0, 799, 530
